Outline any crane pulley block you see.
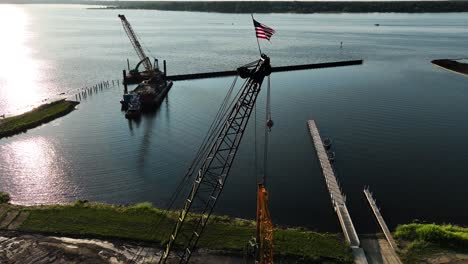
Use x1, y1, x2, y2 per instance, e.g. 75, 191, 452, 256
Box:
238, 54, 272, 80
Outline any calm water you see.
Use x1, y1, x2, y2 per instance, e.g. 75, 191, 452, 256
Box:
1, 4, 468, 233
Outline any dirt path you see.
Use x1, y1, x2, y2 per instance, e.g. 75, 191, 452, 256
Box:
0, 231, 247, 264
0, 211, 19, 229
0, 205, 7, 218
421, 253, 468, 264
7, 211, 30, 230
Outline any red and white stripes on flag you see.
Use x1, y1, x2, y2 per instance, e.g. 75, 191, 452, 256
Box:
253, 19, 276, 41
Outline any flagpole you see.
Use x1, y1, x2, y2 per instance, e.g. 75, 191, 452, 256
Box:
251, 14, 262, 57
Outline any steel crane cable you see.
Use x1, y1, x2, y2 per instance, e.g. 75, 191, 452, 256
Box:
132, 21, 158, 63
120, 23, 136, 70
130, 76, 239, 264
152, 59, 269, 263
254, 97, 258, 182
254, 75, 273, 264
262, 75, 272, 185
131, 75, 240, 263
189, 75, 240, 171
135, 58, 261, 263
130, 75, 245, 264
176, 60, 261, 209
164, 74, 244, 216
144, 77, 250, 264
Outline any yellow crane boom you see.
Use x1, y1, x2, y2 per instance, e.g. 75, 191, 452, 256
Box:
256, 184, 274, 264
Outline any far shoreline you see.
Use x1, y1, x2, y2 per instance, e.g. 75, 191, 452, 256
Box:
87, 1, 468, 14
91, 6, 468, 15
6, 1, 468, 14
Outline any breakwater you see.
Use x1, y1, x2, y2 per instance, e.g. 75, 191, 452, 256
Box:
432, 59, 468, 77
168, 60, 363, 81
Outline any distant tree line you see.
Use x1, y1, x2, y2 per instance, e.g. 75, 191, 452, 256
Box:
105, 1, 468, 13
2, 0, 468, 13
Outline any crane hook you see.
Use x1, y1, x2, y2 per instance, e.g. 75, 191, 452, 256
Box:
266, 119, 274, 131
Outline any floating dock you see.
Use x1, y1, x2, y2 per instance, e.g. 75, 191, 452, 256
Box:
307, 120, 368, 264
167, 60, 363, 81
307, 120, 360, 247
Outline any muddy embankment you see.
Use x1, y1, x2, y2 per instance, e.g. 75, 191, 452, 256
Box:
0, 230, 246, 264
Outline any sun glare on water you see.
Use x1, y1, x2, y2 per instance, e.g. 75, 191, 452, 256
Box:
0, 5, 42, 115
1, 137, 72, 204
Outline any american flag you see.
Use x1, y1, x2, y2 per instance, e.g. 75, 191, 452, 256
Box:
253, 19, 276, 41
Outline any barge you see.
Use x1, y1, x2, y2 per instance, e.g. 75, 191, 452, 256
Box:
121, 70, 173, 116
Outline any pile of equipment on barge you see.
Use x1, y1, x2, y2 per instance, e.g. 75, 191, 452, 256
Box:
121, 71, 173, 118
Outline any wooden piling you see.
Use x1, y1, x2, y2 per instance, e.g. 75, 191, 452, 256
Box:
123, 70, 128, 94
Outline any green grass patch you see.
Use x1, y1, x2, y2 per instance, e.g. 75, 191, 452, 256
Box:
13, 202, 351, 263
395, 223, 468, 263
395, 223, 468, 249
0, 100, 79, 139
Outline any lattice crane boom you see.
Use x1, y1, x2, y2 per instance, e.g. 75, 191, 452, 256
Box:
159, 55, 272, 264
118, 14, 153, 72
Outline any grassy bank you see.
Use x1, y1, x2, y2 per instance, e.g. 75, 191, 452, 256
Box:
395, 223, 468, 263
0, 100, 79, 139
0, 201, 352, 263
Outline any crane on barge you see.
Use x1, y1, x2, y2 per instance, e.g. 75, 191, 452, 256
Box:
118, 14, 161, 83
118, 14, 172, 117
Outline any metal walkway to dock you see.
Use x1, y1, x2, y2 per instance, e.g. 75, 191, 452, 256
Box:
307, 120, 368, 264
307, 120, 360, 247
363, 188, 398, 250
364, 187, 402, 264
